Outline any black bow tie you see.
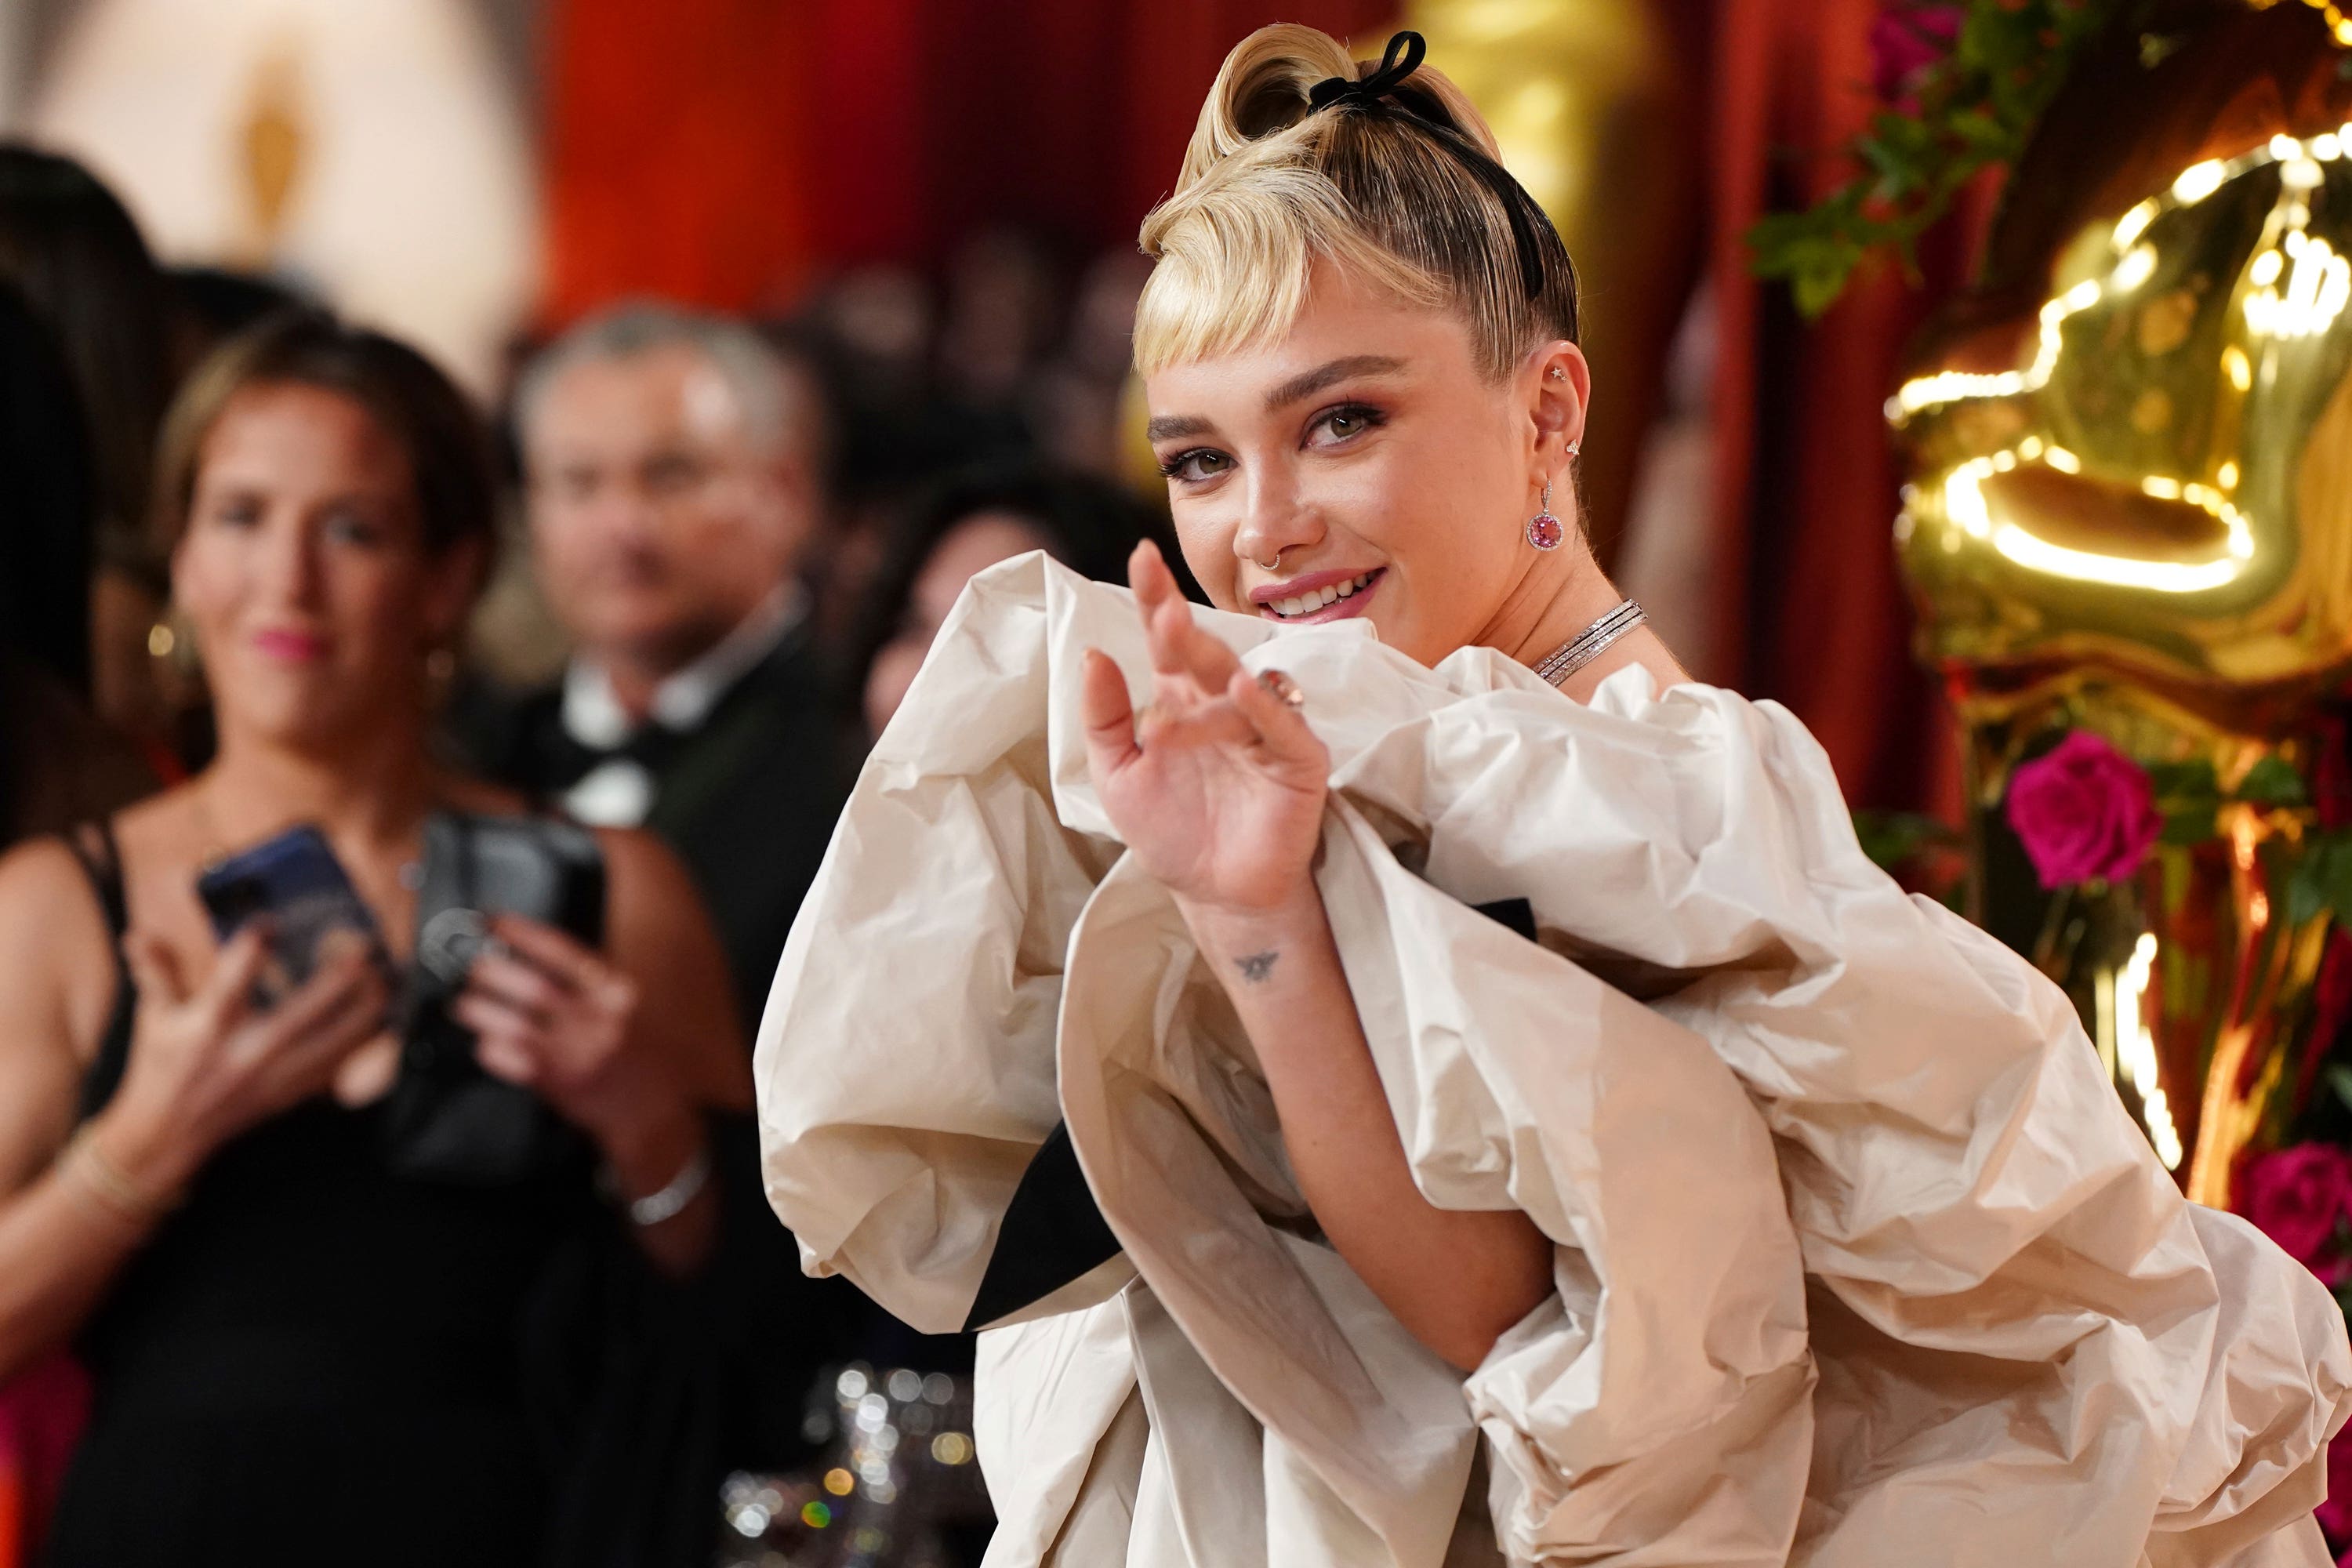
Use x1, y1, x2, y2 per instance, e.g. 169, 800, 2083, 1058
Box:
544, 717, 691, 789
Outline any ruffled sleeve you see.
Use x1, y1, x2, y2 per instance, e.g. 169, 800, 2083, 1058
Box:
1330, 660, 2352, 1566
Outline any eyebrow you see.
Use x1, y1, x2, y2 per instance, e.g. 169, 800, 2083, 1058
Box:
1264, 354, 1406, 412
1143, 354, 1409, 445
1144, 413, 1213, 442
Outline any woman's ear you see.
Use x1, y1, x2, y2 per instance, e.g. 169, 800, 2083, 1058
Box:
1529, 342, 1591, 465
422, 533, 490, 649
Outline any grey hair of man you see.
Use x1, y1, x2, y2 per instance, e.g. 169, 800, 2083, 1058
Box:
513, 300, 821, 477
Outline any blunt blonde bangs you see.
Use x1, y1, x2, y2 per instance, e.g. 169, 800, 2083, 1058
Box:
1134, 155, 1448, 376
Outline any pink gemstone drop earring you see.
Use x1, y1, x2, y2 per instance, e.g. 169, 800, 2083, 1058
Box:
1526, 478, 1563, 551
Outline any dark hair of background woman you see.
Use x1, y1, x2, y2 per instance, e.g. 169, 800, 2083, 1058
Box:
848, 460, 1190, 703
0, 144, 177, 568
0, 278, 152, 843
155, 307, 497, 568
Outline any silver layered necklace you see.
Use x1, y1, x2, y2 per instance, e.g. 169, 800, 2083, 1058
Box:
1533, 599, 1646, 688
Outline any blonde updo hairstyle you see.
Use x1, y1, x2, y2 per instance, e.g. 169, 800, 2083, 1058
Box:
1135, 26, 1578, 383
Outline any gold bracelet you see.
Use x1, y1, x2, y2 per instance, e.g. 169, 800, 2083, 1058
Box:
60, 1125, 180, 1226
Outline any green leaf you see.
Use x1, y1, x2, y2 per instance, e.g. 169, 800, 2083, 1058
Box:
2158, 806, 2219, 846
1853, 810, 1961, 873
2234, 755, 2308, 808
2328, 1062, 2352, 1116
2145, 757, 2220, 798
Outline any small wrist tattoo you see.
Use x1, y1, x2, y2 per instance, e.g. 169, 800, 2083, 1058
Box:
1235, 950, 1279, 984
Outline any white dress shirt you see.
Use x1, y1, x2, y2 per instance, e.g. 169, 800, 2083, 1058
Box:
558, 585, 806, 828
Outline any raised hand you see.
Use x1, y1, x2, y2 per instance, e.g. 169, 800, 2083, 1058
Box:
452, 915, 701, 1153
103, 924, 391, 1192
1080, 540, 1330, 915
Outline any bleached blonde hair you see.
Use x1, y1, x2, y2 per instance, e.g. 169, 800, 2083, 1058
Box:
1134, 25, 1578, 382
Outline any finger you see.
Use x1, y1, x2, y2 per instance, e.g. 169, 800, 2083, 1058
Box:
1127, 538, 1175, 614
1080, 648, 1142, 778
485, 916, 608, 996
122, 929, 194, 1011
470, 1028, 542, 1087
1134, 697, 1261, 757
466, 950, 570, 1025
1140, 561, 1196, 683
191, 925, 274, 1026
252, 946, 385, 1053
1229, 670, 1329, 771
259, 981, 389, 1086
452, 991, 549, 1047
1153, 588, 1242, 695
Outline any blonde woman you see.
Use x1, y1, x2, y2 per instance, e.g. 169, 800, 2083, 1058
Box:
759, 28, 2351, 1567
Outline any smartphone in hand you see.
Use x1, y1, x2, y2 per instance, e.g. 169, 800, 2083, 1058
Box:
194, 824, 389, 1007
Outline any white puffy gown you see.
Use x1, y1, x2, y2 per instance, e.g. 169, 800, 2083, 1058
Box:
755, 554, 2352, 1567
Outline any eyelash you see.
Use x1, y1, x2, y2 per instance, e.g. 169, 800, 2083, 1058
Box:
1156, 401, 1388, 485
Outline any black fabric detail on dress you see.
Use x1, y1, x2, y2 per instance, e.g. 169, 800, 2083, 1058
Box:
960, 895, 1542, 1330
964, 1121, 1120, 1331
1477, 896, 1538, 943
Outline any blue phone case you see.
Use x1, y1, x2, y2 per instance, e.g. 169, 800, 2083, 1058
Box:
194, 824, 386, 1003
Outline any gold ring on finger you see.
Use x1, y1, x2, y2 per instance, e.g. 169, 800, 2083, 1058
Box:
1256, 669, 1305, 710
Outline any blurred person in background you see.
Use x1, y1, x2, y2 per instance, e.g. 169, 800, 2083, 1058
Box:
471, 303, 847, 1036
856, 462, 1185, 739
464, 303, 873, 1479
0, 280, 152, 848
0, 146, 187, 775
0, 311, 755, 1567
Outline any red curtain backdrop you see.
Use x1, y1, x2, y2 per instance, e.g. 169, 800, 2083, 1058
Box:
541, 0, 1397, 325
542, 0, 1979, 814
1708, 0, 1984, 815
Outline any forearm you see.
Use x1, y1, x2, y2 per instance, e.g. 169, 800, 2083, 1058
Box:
0, 1117, 162, 1381
599, 1106, 720, 1277
1181, 884, 1553, 1372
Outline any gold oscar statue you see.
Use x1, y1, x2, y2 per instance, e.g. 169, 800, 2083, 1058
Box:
1893, 0, 2352, 1204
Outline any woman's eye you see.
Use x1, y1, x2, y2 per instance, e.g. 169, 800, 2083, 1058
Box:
209, 498, 263, 528
1312, 404, 1385, 445
323, 511, 386, 547
1158, 448, 1232, 485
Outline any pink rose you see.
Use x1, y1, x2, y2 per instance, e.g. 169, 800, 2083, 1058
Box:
2004, 731, 2163, 889
1869, 2, 1965, 109
2239, 1144, 2352, 1276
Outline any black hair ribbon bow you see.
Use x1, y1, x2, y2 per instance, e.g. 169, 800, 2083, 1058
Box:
1304, 30, 1554, 303
1306, 29, 1428, 114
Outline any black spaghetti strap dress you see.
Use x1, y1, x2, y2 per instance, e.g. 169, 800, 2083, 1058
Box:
36, 821, 687, 1568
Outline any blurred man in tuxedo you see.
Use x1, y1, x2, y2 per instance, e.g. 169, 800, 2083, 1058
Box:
459, 303, 867, 1475
485, 303, 845, 1035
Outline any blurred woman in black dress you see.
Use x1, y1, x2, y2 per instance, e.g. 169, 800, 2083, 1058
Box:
0, 311, 748, 1566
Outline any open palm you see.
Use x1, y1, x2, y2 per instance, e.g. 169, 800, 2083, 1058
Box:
1080, 543, 1330, 914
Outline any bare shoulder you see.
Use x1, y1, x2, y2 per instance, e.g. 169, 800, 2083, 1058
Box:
592, 826, 750, 1103
0, 833, 109, 956
593, 826, 701, 908
0, 836, 117, 1177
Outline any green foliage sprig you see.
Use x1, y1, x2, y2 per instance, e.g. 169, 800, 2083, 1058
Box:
1747, 0, 2111, 317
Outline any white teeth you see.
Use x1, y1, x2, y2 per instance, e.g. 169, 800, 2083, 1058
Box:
1269, 572, 1377, 617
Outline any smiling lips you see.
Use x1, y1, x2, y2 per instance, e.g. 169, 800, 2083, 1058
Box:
252, 628, 329, 662
1256, 568, 1383, 622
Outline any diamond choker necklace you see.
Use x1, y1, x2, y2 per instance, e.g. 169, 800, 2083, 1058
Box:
1533, 600, 1646, 688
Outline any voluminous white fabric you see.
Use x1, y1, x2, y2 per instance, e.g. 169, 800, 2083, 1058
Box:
756, 554, 2352, 1568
